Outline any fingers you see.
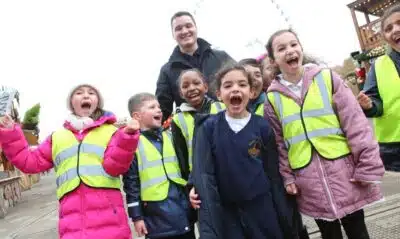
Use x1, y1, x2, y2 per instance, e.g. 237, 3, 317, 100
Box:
189, 188, 201, 209
285, 183, 298, 195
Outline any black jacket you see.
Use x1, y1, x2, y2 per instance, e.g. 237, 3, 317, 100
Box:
155, 38, 234, 122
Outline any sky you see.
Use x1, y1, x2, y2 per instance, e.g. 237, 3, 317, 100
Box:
0, 0, 367, 139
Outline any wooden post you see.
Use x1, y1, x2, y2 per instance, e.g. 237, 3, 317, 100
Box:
351, 8, 365, 51
364, 12, 371, 24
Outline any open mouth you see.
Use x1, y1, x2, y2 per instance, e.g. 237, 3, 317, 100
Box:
230, 95, 242, 106
153, 115, 162, 121
393, 35, 400, 44
286, 56, 299, 67
188, 92, 200, 99
81, 102, 91, 109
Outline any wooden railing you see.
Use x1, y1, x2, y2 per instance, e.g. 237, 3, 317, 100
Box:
359, 19, 383, 51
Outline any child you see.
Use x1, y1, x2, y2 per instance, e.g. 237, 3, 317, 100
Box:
264, 29, 385, 239
257, 53, 277, 91
0, 84, 140, 239
238, 58, 265, 116
172, 69, 225, 179
358, 4, 400, 172
123, 93, 195, 239
191, 64, 296, 239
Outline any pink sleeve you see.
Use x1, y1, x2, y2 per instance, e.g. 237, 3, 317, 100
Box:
264, 100, 295, 186
102, 128, 140, 177
331, 71, 385, 182
0, 125, 54, 174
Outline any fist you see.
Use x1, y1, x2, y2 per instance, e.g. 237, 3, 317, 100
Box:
124, 118, 140, 134
0, 114, 14, 129
357, 92, 372, 110
285, 183, 298, 195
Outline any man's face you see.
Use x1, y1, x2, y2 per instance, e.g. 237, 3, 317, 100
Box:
172, 15, 197, 49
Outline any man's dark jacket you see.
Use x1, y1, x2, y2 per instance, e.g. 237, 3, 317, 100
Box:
155, 38, 234, 122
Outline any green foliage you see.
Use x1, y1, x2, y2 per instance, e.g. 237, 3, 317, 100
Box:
22, 103, 40, 126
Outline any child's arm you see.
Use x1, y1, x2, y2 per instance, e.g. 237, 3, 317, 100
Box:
332, 70, 385, 182
0, 125, 53, 173
122, 157, 143, 222
102, 128, 140, 177
171, 119, 190, 180
361, 63, 383, 117
264, 101, 296, 186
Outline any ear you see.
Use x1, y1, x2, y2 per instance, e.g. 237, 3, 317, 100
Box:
132, 112, 141, 121
203, 83, 209, 92
216, 90, 221, 101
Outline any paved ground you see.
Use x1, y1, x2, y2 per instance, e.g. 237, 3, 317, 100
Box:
0, 171, 399, 239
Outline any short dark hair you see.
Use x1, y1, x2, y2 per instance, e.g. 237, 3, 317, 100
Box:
265, 29, 300, 60
170, 11, 196, 27
238, 58, 260, 68
212, 63, 253, 92
381, 4, 400, 32
177, 68, 207, 88
128, 93, 156, 114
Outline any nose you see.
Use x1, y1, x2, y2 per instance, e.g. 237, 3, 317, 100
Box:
187, 84, 196, 91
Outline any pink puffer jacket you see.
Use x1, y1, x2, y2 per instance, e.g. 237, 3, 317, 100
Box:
265, 65, 385, 220
0, 113, 139, 239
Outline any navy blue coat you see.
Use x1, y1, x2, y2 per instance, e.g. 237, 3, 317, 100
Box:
122, 129, 195, 238
191, 112, 300, 239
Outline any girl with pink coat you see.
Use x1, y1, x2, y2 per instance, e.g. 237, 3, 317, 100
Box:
264, 30, 385, 239
0, 84, 140, 239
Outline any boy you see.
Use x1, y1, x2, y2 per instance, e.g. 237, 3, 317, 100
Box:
123, 93, 195, 239
238, 58, 266, 116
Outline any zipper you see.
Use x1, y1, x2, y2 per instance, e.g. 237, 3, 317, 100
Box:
76, 141, 83, 179
299, 89, 338, 217
316, 154, 338, 217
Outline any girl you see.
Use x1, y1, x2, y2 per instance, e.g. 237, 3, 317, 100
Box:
191, 64, 297, 239
358, 4, 400, 172
171, 68, 225, 180
265, 29, 385, 239
0, 84, 140, 239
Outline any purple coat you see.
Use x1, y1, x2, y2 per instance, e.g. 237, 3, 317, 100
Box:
264, 65, 385, 220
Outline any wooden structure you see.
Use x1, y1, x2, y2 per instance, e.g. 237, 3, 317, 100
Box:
348, 0, 399, 51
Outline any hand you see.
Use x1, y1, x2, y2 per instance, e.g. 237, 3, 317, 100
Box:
133, 220, 148, 237
124, 118, 140, 134
0, 114, 14, 129
357, 92, 372, 110
350, 178, 373, 187
285, 183, 298, 195
189, 187, 201, 209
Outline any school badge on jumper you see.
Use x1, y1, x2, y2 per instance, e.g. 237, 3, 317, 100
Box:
248, 138, 262, 160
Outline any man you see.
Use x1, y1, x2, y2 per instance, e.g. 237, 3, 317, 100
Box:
156, 11, 234, 122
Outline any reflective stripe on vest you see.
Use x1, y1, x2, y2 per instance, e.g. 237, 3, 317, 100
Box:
268, 69, 350, 169
255, 103, 264, 116
136, 131, 186, 201
52, 124, 120, 200
373, 55, 400, 143
172, 101, 225, 171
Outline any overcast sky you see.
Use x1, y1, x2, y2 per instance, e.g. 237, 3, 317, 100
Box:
0, 0, 366, 139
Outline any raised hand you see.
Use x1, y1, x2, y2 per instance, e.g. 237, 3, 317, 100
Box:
124, 118, 140, 134
357, 91, 373, 110
0, 114, 14, 129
